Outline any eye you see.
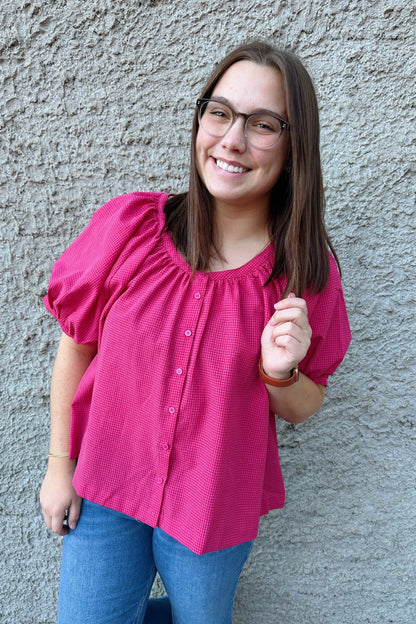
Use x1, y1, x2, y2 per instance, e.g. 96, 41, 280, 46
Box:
256, 121, 275, 132
211, 109, 228, 119
205, 102, 232, 122
248, 115, 281, 134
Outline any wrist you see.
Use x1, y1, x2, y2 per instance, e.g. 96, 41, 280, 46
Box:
262, 364, 291, 381
259, 358, 299, 387
47, 455, 76, 473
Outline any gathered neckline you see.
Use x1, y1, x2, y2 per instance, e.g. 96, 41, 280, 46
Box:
162, 228, 274, 281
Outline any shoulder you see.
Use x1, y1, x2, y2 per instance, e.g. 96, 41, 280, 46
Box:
305, 252, 343, 299
49, 191, 170, 284
328, 252, 343, 286
304, 251, 350, 338
90, 192, 169, 231
321, 251, 344, 297
77, 192, 170, 254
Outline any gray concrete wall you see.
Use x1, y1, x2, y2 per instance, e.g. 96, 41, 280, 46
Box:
1, 0, 415, 622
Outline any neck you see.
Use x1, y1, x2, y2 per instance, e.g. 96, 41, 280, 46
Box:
213, 199, 269, 245
209, 201, 270, 271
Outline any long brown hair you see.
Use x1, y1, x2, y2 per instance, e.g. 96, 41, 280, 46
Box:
164, 40, 340, 296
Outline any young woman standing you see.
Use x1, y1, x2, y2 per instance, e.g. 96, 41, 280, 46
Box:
40, 41, 351, 623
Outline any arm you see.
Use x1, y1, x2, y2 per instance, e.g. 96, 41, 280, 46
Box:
39, 332, 97, 535
260, 294, 325, 424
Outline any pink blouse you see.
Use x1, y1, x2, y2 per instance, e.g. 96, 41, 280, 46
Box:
44, 192, 351, 554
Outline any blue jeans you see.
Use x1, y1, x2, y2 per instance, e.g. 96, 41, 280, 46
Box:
58, 499, 253, 624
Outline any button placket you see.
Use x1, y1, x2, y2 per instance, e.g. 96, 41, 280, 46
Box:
150, 276, 208, 525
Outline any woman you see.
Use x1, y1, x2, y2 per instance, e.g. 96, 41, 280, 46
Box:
40, 40, 351, 623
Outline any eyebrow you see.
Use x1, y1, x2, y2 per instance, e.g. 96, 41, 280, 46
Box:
210, 95, 287, 121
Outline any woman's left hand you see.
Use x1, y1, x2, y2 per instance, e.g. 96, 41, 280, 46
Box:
261, 293, 312, 380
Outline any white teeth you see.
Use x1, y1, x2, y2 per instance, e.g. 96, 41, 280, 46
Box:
216, 159, 247, 174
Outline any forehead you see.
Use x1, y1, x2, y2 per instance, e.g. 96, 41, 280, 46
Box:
211, 60, 286, 114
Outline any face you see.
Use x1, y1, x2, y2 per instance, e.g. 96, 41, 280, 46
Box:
195, 60, 290, 214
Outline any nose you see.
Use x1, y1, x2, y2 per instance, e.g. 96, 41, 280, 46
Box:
220, 116, 247, 152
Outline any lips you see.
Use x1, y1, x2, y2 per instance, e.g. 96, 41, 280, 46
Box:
215, 158, 249, 174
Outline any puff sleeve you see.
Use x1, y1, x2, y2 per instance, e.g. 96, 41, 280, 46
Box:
43, 192, 166, 344
299, 254, 351, 386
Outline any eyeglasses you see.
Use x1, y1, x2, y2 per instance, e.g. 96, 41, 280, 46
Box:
196, 98, 290, 150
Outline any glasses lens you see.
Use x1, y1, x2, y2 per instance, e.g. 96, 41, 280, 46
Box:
246, 114, 283, 149
198, 100, 233, 137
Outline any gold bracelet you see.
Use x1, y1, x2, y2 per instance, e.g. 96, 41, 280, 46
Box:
48, 452, 69, 458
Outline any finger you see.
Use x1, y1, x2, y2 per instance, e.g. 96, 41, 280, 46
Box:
42, 509, 52, 531
51, 510, 69, 536
274, 297, 307, 312
270, 308, 309, 330
272, 333, 302, 354
67, 498, 82, 530
272, 336, 304, 355
271, 324, 311, 355
271, 321, 303, 341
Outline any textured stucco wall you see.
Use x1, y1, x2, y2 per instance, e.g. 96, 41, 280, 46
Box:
1, 0, 415, 622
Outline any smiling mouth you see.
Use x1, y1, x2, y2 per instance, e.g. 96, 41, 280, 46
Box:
215, 158, 249, 174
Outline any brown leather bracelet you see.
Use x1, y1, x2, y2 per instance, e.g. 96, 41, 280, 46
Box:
258, 358, 299, 387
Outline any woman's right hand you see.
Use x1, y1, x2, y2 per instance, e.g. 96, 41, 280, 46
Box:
40, 459, 82, 536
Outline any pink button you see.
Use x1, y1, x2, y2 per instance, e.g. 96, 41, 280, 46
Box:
176, 368, 183, 375
194, 292, 201, 299
162, 443, 170, 451
156, 477, 164, 484
184, 330, 192, 337
168, 406, 175, 414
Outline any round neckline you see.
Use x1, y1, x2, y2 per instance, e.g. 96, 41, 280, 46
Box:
162, 229, 274, 281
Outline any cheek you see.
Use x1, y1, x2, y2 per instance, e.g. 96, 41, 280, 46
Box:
195, 129, 206, 163
195, 134, 204, 179
264, 145, 290, 180
195, 130, 215, 180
